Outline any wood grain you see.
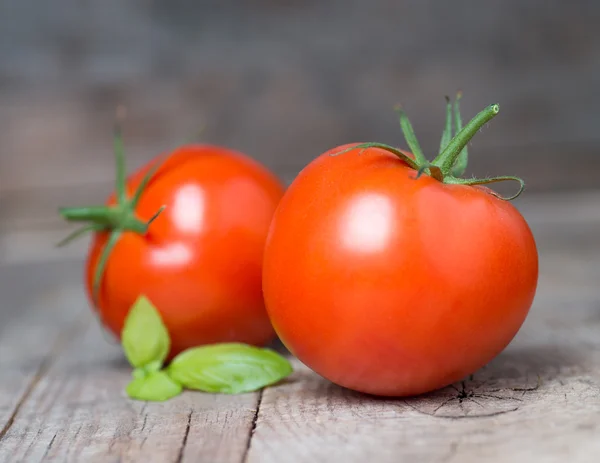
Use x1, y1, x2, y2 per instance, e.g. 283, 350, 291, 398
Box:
0, 287, 259, 463
0, 263, 85, 437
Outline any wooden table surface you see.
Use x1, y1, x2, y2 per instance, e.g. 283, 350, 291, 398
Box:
1, 190, 600, 463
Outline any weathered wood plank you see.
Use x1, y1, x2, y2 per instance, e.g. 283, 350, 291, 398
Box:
0, 262, 85, 437
0, 280, 259, 463
0, 229, 91, 267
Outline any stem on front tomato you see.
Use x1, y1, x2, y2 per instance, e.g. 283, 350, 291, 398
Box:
431, 103, 499, 175
394, 105, 427, 166
330, 93, 525, 201
57, 123, 166, 304
450, 92, 468, 177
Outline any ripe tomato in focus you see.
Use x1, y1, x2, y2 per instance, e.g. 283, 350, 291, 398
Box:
64, 144, 285, 359
262, 102, 539, 397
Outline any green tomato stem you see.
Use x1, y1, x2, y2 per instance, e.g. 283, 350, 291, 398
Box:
92, 230, 121, 302
330, 95, 525, 201
59, 206, 114, 223
438, 96, 452, 155
130, 159, 164, 208
56, 223, 106, 247
445, 175, 525, 201
59, 205, 149, 234
114, 124, 128, 204
57, 125, 167, 305
395, 106, 427, 166
451, 92, 469, 177
432, 103, 499, 175
330, 142, 420, 171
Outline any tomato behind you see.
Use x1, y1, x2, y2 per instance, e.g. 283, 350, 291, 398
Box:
86, 144, 285, 358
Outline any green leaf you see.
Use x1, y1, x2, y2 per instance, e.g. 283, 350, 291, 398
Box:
167, 343, 293, 394
132, 367, 147, 380
126, 371, 183, 402
121, 295, 170, 370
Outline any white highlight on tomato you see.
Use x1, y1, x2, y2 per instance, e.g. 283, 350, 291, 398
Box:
172, 183, 206, 233
341, 193, 394, 253
150, 242, 192, 266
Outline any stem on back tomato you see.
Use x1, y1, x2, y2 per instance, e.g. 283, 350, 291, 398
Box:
57, 124, 166, 303
331, 93, 525, 201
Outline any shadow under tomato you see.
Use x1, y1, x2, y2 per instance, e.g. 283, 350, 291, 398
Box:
265, 336, 290, 355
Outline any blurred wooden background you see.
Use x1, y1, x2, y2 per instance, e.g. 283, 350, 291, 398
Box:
1, 0, 599, 236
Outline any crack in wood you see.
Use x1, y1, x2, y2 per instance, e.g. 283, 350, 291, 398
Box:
175, 409, 193, 463
0, 313, 88, 443
140, 414, 148, 433
41, 432, 58, 460
72, 424, 83, 442
402, 370, 544, 420
403, 397, 520, 420
242, 390, 264, 463
139, 403, 148, 433
403, 399, 520, 420
0, 356, 51, 442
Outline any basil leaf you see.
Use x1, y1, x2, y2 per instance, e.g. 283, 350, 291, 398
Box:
167, 343, 293, 394
132, 367, 147, 380
125, 370, 182, 402
121, 295, 170, 370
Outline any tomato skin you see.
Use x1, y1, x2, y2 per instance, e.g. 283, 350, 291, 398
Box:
262, 144, 538, 397
86, 144, 285, 358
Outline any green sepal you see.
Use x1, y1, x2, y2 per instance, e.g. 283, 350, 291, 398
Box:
439, 96, 452, 155
450, 92, 469, 177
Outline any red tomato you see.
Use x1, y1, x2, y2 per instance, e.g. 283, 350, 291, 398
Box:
62, 144, 285, 358
263, 126, 538, 396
